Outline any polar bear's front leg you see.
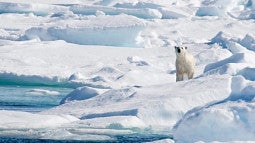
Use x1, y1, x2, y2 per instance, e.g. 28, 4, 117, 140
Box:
188, 72, 194, 79
176, 73, 183, 82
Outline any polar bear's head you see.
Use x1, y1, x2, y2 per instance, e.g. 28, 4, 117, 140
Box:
175, 46, 187, 56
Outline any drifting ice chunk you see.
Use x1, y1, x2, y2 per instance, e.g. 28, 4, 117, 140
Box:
26, 89, 60, 96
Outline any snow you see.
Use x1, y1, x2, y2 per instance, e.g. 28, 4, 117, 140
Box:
0, 0, 254, 142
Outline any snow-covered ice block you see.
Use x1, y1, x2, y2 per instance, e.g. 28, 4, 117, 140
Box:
113, 2, 190, 19
238, 67, 255, 81
0, 71, 67, 86
226, 41, 250, 54
196, 6, 226, 16
0, 2, 68, 16
196, 0, 238, 16
79, 116, 146, 129
239, 34, 255, 51
24, 14, 146, 47
0, 0, 81, 5
0, 110, 78, 129
159, 7, 189, 19
113, 2, 162, 9
209, 32, 255, 52
70, 5, 162, 19
208, 31, 233, 48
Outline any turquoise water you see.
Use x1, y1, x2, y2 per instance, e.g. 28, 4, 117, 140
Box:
0, 85, 72, 112
0, 85, 173, 142
0, 134, 171, 143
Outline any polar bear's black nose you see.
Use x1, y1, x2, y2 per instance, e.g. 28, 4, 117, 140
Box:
177, 49, 181, 53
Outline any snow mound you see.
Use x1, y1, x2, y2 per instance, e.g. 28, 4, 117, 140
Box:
96, 67, 123, 81
173, 100, 255, 142
229, 76, 255, 101
127, 56, 149, 66
60, 86, 101, 104
204, 32, 255, 76
24, 14, 146, 47
67, 75, 111, 89
204, 53, 254, 73
68, 73, 85, 81
196, 44, 232, 65
173, 76, 255, 143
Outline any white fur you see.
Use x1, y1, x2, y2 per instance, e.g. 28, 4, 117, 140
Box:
175, 46, 196, 82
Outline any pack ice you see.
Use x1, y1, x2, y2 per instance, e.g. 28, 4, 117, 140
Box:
0, 0, 254, 142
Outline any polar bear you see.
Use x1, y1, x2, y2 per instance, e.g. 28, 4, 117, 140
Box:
175, 46, 195, 82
